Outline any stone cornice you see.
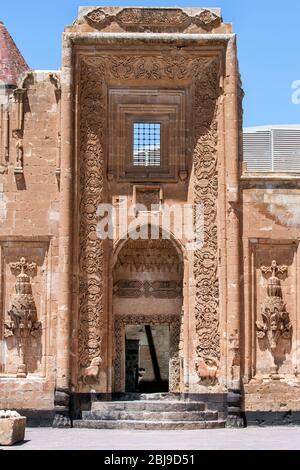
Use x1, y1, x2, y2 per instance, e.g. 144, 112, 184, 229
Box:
241, 172, 300, 181
64, 32, 235, 46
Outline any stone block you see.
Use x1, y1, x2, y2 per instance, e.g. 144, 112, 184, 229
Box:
0, 411, 26, 446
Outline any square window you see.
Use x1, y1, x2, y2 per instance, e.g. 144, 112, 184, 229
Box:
108, 88, 188, 182
133, 123, 161, 167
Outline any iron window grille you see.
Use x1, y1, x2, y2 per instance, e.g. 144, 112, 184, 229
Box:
133, 122, 161, 167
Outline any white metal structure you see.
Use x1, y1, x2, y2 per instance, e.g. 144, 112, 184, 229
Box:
243, 125, 300, 173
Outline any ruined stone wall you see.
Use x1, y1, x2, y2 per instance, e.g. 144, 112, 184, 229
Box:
242, 178, 300, 415
0, 71, 60, 412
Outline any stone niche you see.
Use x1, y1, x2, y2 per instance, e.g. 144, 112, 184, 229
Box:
0, 241, 50, 377
243, 240, 300, 396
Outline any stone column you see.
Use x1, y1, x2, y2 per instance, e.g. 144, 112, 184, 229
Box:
54, 35, 73, 427
224, 36, 244, 427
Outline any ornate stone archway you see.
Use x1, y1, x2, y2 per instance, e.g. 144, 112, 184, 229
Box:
112, 236, 183, 393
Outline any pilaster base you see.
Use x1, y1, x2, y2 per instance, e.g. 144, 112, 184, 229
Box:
52, 388, 71, 428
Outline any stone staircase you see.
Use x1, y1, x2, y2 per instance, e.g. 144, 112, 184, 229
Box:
73, 393, 226, 430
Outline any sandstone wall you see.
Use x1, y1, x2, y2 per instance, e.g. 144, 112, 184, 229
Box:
241, 177, 300, 413
0, 71, 60, 411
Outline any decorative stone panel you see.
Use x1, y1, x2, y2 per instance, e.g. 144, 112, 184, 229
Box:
77, 50, 221, 388
0, 240, 50, 377
246, 240, 299, 380
83, 7, 222, 33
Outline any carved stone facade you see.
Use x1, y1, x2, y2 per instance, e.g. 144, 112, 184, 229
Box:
77, 52, 221, 391
0, 7, 300, 427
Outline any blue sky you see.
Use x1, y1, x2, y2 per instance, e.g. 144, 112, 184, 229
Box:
1, 0, 299, 126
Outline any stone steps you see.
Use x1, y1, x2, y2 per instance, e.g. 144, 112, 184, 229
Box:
74, 395, 224, 430
73, 419, 226, 430
82, 410, 218, 421
91, 401, 206, 412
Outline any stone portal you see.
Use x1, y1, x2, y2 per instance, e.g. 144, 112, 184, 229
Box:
113, 236, 183, 393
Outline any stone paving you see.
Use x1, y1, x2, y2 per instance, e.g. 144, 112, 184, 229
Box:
1, 427, 300, 450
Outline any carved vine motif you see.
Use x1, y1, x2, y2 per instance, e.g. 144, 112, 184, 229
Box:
4, 257, 41, 377
114, 314, 181, 392
114, 280, 182, 299
78, 59, 105, 371
256, 260, 292, 376
84, 8, 221, 32
78, 53, 220, 385
192, 60, 220, 378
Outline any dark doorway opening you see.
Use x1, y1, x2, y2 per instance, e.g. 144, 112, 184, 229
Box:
125, 324, 169, 393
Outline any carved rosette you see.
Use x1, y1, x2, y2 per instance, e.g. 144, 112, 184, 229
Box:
78, 54, 220, 385
194, 10, 221, 30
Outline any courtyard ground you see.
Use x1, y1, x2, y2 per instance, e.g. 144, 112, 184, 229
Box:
1, 427, 300, 450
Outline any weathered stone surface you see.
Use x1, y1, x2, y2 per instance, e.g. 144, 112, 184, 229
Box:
73, 419, 226, 430
0, 412, 26, 446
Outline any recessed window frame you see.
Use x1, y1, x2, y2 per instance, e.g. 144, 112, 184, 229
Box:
108, 88, 189, 182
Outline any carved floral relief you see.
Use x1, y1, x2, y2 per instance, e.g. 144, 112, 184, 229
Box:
4, 257, 42, 377
256, 260, 292, 377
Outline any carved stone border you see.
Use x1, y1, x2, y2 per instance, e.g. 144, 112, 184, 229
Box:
84, 8, 221, 32
114, 314, 181, 393
78, 52, 220, 382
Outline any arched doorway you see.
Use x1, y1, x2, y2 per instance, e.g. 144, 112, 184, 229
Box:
112, 233, 183, 393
